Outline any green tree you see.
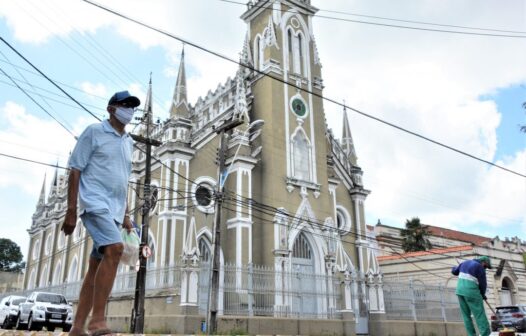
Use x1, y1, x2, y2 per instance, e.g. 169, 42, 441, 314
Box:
401, 217, 432, 253
0, 238, 24, 272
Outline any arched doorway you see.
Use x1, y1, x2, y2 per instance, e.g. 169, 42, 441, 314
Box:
291, 231, 317, 316
500, 277, 515, 306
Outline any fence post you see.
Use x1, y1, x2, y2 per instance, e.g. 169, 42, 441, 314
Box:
409, 278, 417, 321
248, 263, 254, 316
439, 285, 447, 322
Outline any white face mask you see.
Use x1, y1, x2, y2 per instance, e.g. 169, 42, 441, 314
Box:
114, 106, 135, 125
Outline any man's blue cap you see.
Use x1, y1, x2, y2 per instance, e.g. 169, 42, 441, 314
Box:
108, 90, 141, 108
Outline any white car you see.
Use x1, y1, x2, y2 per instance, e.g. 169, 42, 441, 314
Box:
0, 295, 26, 329
16, 292, 72, 332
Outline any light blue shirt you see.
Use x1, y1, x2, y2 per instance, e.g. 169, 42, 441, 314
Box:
69, 119, 133, 224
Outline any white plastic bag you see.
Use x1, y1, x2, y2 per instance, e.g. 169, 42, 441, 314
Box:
120, 229, 140, 266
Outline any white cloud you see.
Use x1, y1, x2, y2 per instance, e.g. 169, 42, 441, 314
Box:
79, 81, 107, 99
1, 0, 525, 243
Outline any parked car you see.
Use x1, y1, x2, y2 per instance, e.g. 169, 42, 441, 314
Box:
16, 292, 72, 332
491, 304, 526, 332
0, 295, 26, 329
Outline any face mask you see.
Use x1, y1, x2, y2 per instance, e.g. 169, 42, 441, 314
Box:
114, 107, 135, 125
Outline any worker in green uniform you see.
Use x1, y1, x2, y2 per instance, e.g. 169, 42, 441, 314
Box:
451, 256, 492, 336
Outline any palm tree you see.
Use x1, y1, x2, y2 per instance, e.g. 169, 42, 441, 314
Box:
401, 217, 432, 253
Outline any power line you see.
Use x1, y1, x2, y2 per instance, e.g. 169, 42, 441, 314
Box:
81, 0, 526, 179
0, 66, 78, 139
0, 37, 102, 122
219, 0, 526, 38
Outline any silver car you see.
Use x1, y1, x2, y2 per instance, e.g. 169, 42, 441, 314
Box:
0, 295, 26, 329
491, 304, 526, 332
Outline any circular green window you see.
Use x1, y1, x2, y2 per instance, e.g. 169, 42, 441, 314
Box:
291, 98, 307, 117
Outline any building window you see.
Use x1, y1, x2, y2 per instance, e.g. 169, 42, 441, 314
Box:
45, 234, 53, 256
198, 238, 211, 262
336, 206, 352, 234
191, 177, 216, 214
68, 257, 78, 282
291, 130, 311, 181
32, 239, 41, 260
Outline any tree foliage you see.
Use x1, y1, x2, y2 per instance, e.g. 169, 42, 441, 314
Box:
401, 217, 432, 253
0, 238, 24, 272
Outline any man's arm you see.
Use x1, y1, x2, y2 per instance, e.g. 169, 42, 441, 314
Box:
122, 203, 132, 233
61, 169, 81, 235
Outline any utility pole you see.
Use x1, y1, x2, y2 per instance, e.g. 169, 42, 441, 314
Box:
130, 96, 162, 334
207, 118, 243, 335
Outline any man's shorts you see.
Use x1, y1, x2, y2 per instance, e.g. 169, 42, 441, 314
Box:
80, 209, 122, 260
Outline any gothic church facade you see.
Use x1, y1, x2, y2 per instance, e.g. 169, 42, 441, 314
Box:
24, 1, 383, 334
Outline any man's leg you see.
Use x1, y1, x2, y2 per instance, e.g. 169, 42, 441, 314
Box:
87, 242, 123, 331
466, 296, 491, 336
70, 257, 101, 335
458, 295, 477, 336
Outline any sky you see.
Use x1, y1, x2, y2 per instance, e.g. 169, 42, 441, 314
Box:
0, 0, 525, 260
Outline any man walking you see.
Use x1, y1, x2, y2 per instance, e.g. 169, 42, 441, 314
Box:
62, 91, 140, 336
451, 255, 492, 336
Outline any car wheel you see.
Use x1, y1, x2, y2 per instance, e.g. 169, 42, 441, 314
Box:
15, 314, 25, 330
2, 316, 10, 329
27, 314, 40, 331
47, 325, 56, 332
62, 324, 72, 332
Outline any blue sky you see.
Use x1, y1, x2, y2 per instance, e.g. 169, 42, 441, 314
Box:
0, 0, 525, 259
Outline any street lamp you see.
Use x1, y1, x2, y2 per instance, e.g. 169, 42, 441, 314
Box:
220, 119, 265, 189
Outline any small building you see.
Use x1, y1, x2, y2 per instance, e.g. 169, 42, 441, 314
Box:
370, 223, 526, 308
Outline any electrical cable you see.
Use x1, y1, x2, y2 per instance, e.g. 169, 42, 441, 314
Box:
80, 0, 526, 179
219, 0, 526, 38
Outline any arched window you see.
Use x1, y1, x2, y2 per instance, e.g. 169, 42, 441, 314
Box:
292, 130, 311, 181
500, 277, 515, 305
53, 261, 62, 285
68, 257, 78, 282
39, 264, 48, 287
45, 233, 53, 255
298, 33, 303, 74
198, 238, 211, 263
254, 36, 261, 70
287, 29, 293, 71
28, 269, 36, 290
32, 239, 41, 260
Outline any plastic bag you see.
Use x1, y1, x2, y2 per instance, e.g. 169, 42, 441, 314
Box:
120, 229, 140, 266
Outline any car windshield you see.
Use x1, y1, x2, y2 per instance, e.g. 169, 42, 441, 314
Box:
36, 293, 66, 304
11, 298, 26, 305
497, 307, 520, 314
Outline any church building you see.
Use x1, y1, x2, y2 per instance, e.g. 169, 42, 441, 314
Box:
24, 1, 384, 334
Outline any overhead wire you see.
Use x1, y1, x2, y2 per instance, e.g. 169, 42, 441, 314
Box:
6, 2, 525, 279
0, 66, 78, 139
219, 0, 526, 39
81, 0, 526, 179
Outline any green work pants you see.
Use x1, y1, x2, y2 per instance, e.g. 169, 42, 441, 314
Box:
457, 295, 490, 336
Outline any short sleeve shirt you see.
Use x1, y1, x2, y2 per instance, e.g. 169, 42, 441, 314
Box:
68, 119, 134, 223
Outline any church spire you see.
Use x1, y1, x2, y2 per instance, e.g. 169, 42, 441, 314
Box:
138, 74, 155, 137
37, 174, 46, 208
170, 47, 189, 118
341, 105, 357, 163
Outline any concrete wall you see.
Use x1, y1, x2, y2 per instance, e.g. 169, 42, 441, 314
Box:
94, 294, 466, 336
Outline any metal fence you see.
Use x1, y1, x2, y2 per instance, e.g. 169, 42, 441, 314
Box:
2, 264, 462, 323
199, 263, 343, 319
383, 280, 462, 322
